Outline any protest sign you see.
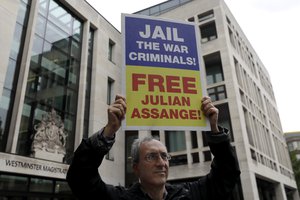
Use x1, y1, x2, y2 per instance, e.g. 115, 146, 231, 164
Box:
122, 14, 209, 131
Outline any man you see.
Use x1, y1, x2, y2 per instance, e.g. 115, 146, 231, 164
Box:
67, 95, 240, 200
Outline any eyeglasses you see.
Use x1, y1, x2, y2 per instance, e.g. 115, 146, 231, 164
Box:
144, 152, 171, 162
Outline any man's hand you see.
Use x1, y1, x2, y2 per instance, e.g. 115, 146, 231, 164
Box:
201, 96, 219, 133
103, 95, 126, 138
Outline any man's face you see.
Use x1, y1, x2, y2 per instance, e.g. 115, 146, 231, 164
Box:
133, 140, 170, 187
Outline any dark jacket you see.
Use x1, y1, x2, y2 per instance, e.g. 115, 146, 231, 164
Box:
66, 127, 240, 200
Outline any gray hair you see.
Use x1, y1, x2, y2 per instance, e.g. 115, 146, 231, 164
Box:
131, 136, 157, 165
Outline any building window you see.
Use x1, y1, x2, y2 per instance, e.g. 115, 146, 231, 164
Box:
197, 10, 214, 22
200, 21, 217, 43
16, 0, 83, 164
30, 178, 53, 193
207, 85, 227, 101
215, 103, 234, 141
202, 132, 209, 147
192, 152, 200, 163
203, 52, 224, 85
151, 130, 160, 140
0, 174, 28, 192
228, 27, 235, 48
169, 154, 188, 166
0, 0, 31, 152
165, 131, 186, 152
188, 17, 195, 22
108, 39, 115, 62
107, 77, 115, 105
0, 173, 74, 198
190, 131, 198, 148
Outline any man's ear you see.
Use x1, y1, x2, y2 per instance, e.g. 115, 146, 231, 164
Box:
132, 163, 139, 176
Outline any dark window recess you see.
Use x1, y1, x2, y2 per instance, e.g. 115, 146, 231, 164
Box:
203, 51, 224, 85
192, 152, 200, 163
190, 131, 198, 148
207, 85, 227, 101
151, 130, 160, 140
200, 21, 217, 43
169, 154, 188, 166
198, 10, 214, 22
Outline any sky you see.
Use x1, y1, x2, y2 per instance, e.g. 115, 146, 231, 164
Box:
85, 0, 300, 133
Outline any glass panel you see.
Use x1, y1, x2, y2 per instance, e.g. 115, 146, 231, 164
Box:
202, 131, 208, 146
55, 181, 72, 194
41, 49, 68, 80
30, 178, 53, 192
71, 40, 80, 59
165, 131, 186, 152
0, 174, 28, 191
190, 131, 198, 148
0, 90, 12, 150
216, 103, 234, 141
45, 21, 69, 44
169, 154, 187, 166
31, 35, 44, 66
4, 59, 17, 90
17, 2, 28, 25
39, 0, 49, 16
160, 0, 178, 11
198, 10, 214, 22
65, 89, 77, 114
73, 19, 81, 42
17, 0, 82, 163
204, 52, 224, 85
36, 14, 47, 37
22, 0, 30, 5
192, 152, 199, 163
48, 0, 72, 34
149, 6, 160, 15
107, 78, 114, 105
10, 24, 23, 60
68, 59, 79, 89
1, 0, 30, 153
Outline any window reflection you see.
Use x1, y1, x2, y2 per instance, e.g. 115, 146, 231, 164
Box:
165, 131, 186, 152
0, 174, 28, 191
16, 0, 82, 164
30, 178, 53, 193
0, 0, 31, 152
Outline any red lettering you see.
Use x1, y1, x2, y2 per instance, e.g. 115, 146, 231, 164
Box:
160, 108, 169, 119
131, 73, 197, 94
132, 74, 146, 91
148, 74, 165, 92
141, 108, 150, 119
189, 110, 197, 120
179, 109, 188, 119
182, 77, 197, 94
166, 76, 181, 93
131, 108, 141, 118
169, 109, 179, 119
150, 108, 159, 119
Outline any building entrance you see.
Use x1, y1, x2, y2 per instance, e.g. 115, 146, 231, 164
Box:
0, 173, 75, 200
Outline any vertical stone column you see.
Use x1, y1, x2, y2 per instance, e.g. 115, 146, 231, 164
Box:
240, 171, 260, 200
74, 21, 90, 148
